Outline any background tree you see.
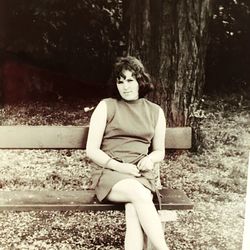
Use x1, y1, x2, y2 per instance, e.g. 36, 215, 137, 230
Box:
205, 0, 250, 93
1, 0, 249, 107
123, 0, 214, 127
2, 0, 123, 83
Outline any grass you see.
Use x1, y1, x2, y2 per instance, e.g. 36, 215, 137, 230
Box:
0, 94, 249, 249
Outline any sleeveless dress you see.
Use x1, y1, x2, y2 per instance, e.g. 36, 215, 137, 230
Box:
90, 97, 160, 201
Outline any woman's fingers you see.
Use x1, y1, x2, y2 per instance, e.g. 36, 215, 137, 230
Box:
137, 157, 154, 171
130, 164, 141, 177
122, 163, 141, 176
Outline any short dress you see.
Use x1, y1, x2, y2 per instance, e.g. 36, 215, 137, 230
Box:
90, 97, 161, 202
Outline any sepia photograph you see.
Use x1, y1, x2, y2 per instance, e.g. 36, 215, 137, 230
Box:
0, 0, 249, 249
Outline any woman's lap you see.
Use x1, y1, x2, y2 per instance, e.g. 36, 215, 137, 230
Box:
95, 169, 154, 201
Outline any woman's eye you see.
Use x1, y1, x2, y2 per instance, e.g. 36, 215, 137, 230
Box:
117, 78, 134, 84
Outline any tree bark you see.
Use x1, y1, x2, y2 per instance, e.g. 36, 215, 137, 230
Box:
124, 0, 214, 127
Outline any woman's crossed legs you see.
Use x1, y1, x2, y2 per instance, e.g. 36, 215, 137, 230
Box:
106, 178, 169, 250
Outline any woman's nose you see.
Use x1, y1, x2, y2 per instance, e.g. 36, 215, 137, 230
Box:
123, 81, 129, 88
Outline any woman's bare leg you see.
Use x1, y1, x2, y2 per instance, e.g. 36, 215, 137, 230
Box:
107, 179, 169, 250
125, 203, 144, 250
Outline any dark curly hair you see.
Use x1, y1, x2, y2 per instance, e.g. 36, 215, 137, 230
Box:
108, 56, 154, 99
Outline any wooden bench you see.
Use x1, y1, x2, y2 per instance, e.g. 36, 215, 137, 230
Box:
0, 126, 193, 249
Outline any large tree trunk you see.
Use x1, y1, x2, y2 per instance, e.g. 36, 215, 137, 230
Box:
124, 0, 213, 127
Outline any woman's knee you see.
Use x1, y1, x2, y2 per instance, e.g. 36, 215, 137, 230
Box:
107, 178, 153, 203
123, 179, 153, 203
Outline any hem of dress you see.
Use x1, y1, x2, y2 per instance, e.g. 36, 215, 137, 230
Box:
95, 176, 156, 202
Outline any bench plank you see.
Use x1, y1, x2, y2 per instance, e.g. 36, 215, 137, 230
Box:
0, 189, 193, 211
0, 126, 192, 149
0, 126, 88, 149
165, 127, 192, 149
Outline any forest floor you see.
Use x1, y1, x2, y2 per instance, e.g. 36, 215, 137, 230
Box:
0, 93, 249, 250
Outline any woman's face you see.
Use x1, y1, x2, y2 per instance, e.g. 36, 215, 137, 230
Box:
116, 70, 139, 101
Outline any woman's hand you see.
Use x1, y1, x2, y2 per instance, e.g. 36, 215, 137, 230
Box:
137, 156, 154, 172
119, 163, 141, 177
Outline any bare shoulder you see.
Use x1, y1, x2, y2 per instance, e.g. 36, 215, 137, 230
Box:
90, 99, 107, 121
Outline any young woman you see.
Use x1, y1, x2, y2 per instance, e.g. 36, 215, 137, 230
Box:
86, 56, 169, 250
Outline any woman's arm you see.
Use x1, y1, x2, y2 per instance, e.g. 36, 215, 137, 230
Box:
86, 100, 140, 176
86, 100, 109, 166
137, 107, 166, 171
149, 107, 166, 161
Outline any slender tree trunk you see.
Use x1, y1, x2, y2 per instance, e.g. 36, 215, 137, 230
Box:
124, 0, 213, 127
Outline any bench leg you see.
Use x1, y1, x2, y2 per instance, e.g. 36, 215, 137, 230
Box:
143, 210, 177, 250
